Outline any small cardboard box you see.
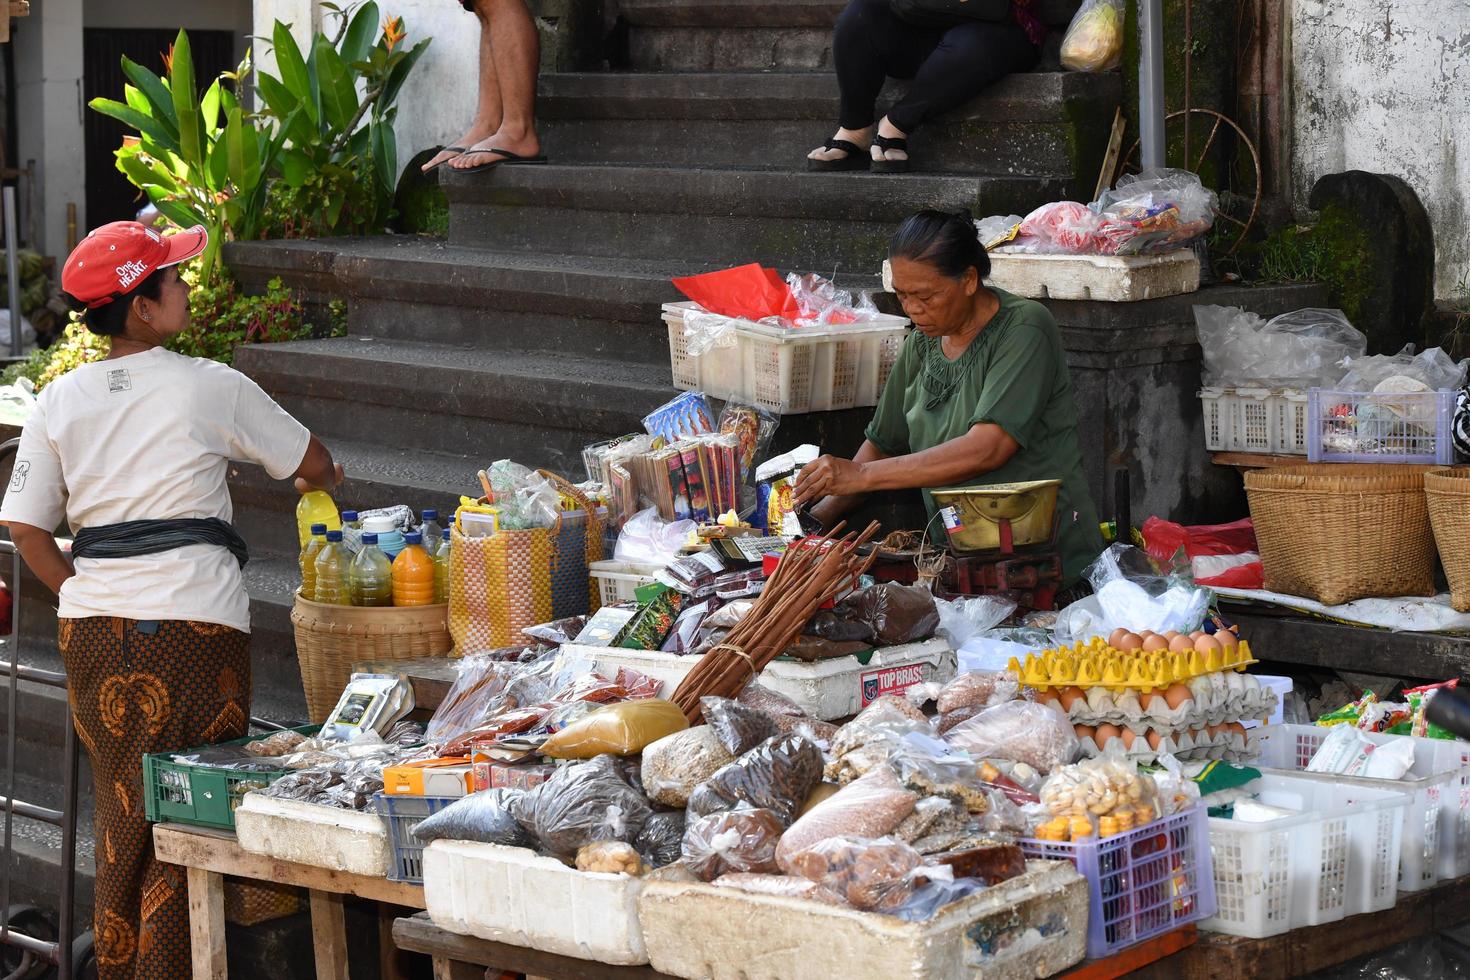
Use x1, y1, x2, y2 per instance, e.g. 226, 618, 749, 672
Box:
383, 759, 474, 798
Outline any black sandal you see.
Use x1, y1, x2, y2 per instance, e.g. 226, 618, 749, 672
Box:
807, 138, 871, 173
872, 135, 911, 174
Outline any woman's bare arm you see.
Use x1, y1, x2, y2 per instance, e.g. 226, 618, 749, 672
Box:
6, 522, 73, 595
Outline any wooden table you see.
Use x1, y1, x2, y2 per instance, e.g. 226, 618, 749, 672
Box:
1223, 603, 1470, 680
1209, 451, 1308, 470
392, 914, 674, 980
153, 823, 425, 980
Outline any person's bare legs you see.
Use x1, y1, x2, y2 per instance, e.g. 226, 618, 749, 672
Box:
807, 124, 874, 164
450, 0, 542, 169
422, 9, 503, 171
872, 116, 908, 163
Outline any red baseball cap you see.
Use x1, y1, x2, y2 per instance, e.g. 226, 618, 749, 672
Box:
61, 221, 209, 309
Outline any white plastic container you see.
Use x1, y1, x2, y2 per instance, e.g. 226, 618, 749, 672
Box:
1198, 386, 1310, 455
234, 794, 392, 878
1201, 772, 1407, 938
638, 860, 1087, 980
558, 638, 956, 720
587, 559, 663, 607
423, 840, 647, 965
984, 249, 1200, 302
662, 301, 909, 415
1254, 723, 1470, 891
1241, 674, 1293, 729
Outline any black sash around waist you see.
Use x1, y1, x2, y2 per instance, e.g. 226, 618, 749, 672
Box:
71, 518, 250, 569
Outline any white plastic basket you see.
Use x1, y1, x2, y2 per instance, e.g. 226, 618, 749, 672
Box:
1198, 386, 1309, 455
1254, 723, 1470, 891
1202, 771, 1407, 939
587, 560, 663, 607
662, 302, 909, 415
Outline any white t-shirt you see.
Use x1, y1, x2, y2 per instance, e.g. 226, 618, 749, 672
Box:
0, 347, 311, 633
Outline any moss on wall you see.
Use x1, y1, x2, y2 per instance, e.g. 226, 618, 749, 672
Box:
1240, 203, 1372, 324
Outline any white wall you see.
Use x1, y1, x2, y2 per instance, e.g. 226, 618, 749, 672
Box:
1290, 0, 1470, 300
254, 0, 478, 170
12, 0, 84, 261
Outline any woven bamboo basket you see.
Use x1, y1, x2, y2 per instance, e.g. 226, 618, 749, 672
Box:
1426, 468, 1470, 612
291, 594, 453, 723
1244, 463, 1437, 606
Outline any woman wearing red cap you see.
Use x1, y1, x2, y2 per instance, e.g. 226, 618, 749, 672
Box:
0, 222, 342, 978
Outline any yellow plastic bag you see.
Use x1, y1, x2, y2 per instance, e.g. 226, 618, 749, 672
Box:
1060, 0, 1124, 72
541, 699, 689, 758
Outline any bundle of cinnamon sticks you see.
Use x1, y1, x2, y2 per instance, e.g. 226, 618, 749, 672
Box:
671, 522, 882, 722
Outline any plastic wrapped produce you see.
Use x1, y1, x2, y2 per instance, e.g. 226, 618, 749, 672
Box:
784, 836, 930, 911
944, 700, 1078, 773
1195, 305, 1366, 389
686, 733, 824, 826
411, 789, 535, 849
736, 683, 839, 742
576, 841, 649, 876
1060, 0, 1125, 72
635, 810, 687, 868
510, 755, 653, 857
933, 595, 1016, 648
936, 671, 1020, 716
845, 584, 939, 646
777, 766, 918, 871
711, 873, 846, 905
540, 699, 688, 759
640, 725, 735, 807
700, 696, 780, 756
891, 878, 989, 922
682, 807, 785, 881
245, 730, 309, 757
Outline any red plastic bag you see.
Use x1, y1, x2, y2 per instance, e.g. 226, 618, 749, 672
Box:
672, 264, 802, 321
1141, 516, 1263, 589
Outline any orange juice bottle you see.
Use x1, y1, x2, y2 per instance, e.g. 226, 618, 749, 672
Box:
391, 532, 436, 606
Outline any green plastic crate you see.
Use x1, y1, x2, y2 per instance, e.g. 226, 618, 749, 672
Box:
143, 725, 318, 830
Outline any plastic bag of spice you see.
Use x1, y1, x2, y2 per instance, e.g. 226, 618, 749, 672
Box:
640, 725, 735, 807
842, 583, 939, 646
700, 696, 779, 756
412, 788, 535, 849
686, 733, 824, 826
635, 810, 687, 868
776, 766, 918, 871
681, 807, 785, 881
784, 835, 935, 911
510, 755, 653, 857
540, 699, 688, 759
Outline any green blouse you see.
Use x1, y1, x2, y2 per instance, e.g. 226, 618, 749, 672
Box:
864, 288, 1104, 584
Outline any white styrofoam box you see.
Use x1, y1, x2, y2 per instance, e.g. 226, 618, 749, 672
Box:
1202, 772, 1407, 939
662, 302, 909, 415
1255, 723, 1470, 891
1198, 386, 1310, 455
957, 637, 1041, 674
234, 794, 391, 877
638, 860, 1087, 980
986, 249, 1200, 302
559, 638, 956, 720
424, 840, 647, 965
1241, 675, 1293, 729
588, 559, 663, 607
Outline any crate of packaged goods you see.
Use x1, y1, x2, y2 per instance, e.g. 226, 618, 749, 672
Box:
234, 795, 393, 877
1198, 386, 1309, 455
587, 559, 664, 607
662, 302, 909, 415
142, 725, 318, 831
375, 793, 459, 884
637, 860, 1088, 980
1253, 722, 1470, 891
1018, 805, 1214, 960
1307, 388, 1457, 464
1200, 771, 1406, 939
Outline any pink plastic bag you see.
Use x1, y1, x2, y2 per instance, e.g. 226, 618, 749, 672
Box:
1142, 516, 1263, 589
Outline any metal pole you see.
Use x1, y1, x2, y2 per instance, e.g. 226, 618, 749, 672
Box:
1139, 0, 1167, 170
3, 186, 19, 357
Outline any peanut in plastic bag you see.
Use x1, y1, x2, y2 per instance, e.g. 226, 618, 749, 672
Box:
784, 835, 935, 912
576, 841, 649, 876
681, 807, 785, 881
936, 671, 1020, 716
640, 725, 735, 808
944, 700, 1079, 774
541, 699, 689, 759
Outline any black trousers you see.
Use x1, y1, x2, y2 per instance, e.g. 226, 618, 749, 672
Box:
834, 0, 1039, 134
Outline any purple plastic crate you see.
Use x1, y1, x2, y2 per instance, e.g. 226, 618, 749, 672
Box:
1307, 388, 1457, 464
1019, 805, 1215, 960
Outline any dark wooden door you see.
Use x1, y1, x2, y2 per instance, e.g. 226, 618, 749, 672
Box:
83, 29, 234, 231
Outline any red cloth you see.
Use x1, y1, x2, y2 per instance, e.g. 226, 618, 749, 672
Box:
672, 264, 802, 321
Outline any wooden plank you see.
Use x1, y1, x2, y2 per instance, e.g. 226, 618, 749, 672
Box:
393, 915, 675, 980
1093, 105, 1127, 201
432, 957, 485, 980
356, 658, 458, 712
380, 903, 415, 980
1224, 605, 1470, 680
1209, 451, 1308, 470
187, 866, 228, 980
1059, 924, 1196, 979
310, 890, 351, 980
153, 824, 425, 908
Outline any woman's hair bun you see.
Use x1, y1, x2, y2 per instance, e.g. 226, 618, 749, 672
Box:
888, 209, 990, 282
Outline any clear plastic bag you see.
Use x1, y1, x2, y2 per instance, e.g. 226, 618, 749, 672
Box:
614, 507, 695, 566
642, 391, 717, 441
1055, 543, 1211, 644
843, 584, 940, 646
1337, 344, 1468, 393
777, 766, 918, 871
411, 788, 535, 849
784, 272, 882, 328
934, 595, 1017, 648
974, 214, 1023, 249
891, 878, 989, 922
718, 401, 780, 516
635, 810, 687, 868
575, 841, 649, 876
783, 835, 930, 912
944, 700, 1078, 773
686, 733, 825, 826
1060, 0, 1124, 71
700, 696, 780, 756
682, 807, 786, 881
683, 310, 742, 357
540, 699, 689, 759
936, 671, 1020, 716
510, 755, 653, 857
487, 459, 562, 530
523, 615, 588, 648
1195, 305, 1367, 389
640, 725, 735, 807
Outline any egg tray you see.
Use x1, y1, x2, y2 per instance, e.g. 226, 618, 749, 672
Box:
1048, 672, 1278, 731
1010, 639, 1257, 691
1076, 727, 1262, 766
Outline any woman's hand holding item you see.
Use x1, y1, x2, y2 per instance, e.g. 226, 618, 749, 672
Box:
292, 435, 345, 494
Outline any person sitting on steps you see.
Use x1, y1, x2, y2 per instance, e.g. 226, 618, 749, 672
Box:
422, 0, 548, 174
808, 0, 1046, 173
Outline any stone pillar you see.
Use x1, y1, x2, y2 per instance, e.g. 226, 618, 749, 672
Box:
12, 0, 85, 260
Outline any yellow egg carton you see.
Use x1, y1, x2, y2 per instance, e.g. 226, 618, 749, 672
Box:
1008, 638, 1257, 691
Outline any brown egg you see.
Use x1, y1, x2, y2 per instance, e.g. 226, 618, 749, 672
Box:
1036, 689, 1060, 707
1120, 727, 1138, 749
1146, 691, 1171, 714
1094, 723, 1120, 747
1141, 634, 1170, 652
1109, 628, 1132, 648
1225, 721, 1247, 738
1117, 634, 1144, 651
1058, 687, 1088, 712
1145, 730, 1163, 750
1163, 631, 1181, 641
1194, 635, 1221, 656
1138, 630, 1156, 638
1074, 724, 1096, 741
1189, 631, 1207, 641
1163, 683, 1192, 710
1168, 634, 1195, 653
1216, 630, 1238, 648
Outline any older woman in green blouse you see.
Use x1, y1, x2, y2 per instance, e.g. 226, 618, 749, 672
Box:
795, 209, 1104, 585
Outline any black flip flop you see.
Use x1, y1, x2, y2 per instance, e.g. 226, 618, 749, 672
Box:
454, 147, 550, 174
422, 145, 468, 173
807, 138, 871, 173
871, 135, 911, 174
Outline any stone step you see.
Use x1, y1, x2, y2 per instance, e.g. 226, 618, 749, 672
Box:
537, 71, 1117, 175
616, 0, 1081, 27
233, 336, 677, 472
443, 164, 1074, 270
